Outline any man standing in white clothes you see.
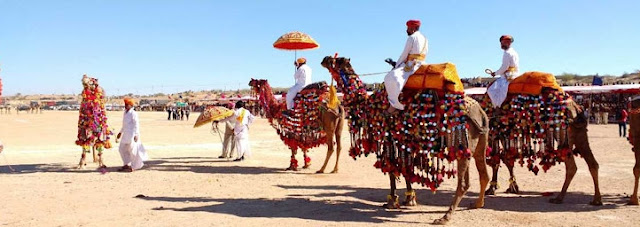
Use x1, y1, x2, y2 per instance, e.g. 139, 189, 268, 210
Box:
116, 98, 148, 172
488, 35, 520, 108
222, 100, 255, 161
383, 19, 428, 113
286, 58, 312, 110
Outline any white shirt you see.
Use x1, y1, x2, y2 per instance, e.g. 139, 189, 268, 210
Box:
229, 107, 255, 139
119, 108, 140, 144
495, 47, 519, 78
294, 64, 312, 88
396, 31, 428, 66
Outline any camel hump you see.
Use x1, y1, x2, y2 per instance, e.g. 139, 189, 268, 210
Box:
404, 63, 464, 93
508, 71, 562, 95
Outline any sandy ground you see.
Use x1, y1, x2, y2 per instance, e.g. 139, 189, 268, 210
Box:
1, 111, 639, 227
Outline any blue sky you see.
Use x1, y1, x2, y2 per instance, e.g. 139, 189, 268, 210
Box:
0, 0, 638, 95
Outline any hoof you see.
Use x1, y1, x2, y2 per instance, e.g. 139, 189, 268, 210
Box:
433, 217, 449, 225
330, 169, 338, 174
628, 199, 639, 206
485, 186, 497, 195
549, 198, 563, 204
469, 201, 484, 209
505, 183, 519, 194
589, 200, 603, 206
402, 191, 417, 206
315, 170, 324, 174
383, 195, 400, 209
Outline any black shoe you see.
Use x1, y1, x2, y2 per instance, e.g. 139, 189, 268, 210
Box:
233, 156, 244, 162
218, 155, 225, 159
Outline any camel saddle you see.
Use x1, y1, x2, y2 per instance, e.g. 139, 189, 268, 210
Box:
404, 62, 464, 93
507, 71, 562, 95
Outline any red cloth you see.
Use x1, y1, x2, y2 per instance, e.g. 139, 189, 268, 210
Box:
406, 20, 421, 28
621, 109, 628, 122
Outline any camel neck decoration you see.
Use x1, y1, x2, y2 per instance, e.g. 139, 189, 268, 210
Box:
250, 79, 344, 173
76, 74, 112, 169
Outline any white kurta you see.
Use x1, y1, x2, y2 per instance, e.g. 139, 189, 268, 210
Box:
488, 47, 520, 108
384, 31, 428, 110
222, 107, 255, 159
118, 108, 148, 169
286, 64, 312, 110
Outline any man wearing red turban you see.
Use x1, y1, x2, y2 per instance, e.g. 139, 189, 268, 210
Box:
487, 34, 520, 108
384, 19, 429, 113
286, 57, 312, 109
116, 97, 148, 172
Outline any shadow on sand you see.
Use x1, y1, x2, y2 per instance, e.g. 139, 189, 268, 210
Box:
277, 184, 625, 212
137, 195, 424, 224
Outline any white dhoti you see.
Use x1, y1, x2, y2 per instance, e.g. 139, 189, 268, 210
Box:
487, 76, 510, 108
286, 84, 304, 110
235, 136, 251, 159
384, 61, 422, 110
119, 141, 148, 170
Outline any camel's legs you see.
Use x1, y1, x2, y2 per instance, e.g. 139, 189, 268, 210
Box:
384, 173, 400, 209
550, 154, 578, 204
316, 132, 334, 174
77, 152, 87, 169
434, 157, 471, 225
402, 176, 417, 206
504, 161, 519, 194
486, 164, 500, 195
331, 116, 343, 173
285, 148, 298, 171
630, 147, 640, 205
92, 146, 98, 163
302, 149, 311, 169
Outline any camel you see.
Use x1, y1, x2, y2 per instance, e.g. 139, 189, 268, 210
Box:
321, 56, 490, 225
479, 85, 602, 206
249, 79, 344, 173
75, 74, 112, 169
628, 98, 640, 205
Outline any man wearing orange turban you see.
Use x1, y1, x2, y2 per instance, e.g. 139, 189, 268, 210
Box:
487, 34, 520, 108
286, 57, 312, 109
383, 19, 428, 113
116, 97, 147, 172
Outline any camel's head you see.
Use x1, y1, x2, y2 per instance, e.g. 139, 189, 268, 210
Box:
81, 74, 98, 89
321, 56, 357, 92
322, 56, 355, 75
248, 78, 268, 93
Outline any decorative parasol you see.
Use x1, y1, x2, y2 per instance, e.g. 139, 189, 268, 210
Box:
273, 31, 319, 66
193, 106, 234, 128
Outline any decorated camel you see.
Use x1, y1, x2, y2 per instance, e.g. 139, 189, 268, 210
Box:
627, 98, 640, 205
321, 56, 490, 224
249, 79, 344, 173
76, 74, 113, 169
478, 72, 602, 205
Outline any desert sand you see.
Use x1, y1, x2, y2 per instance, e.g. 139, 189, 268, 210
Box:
1, 111, 639, 226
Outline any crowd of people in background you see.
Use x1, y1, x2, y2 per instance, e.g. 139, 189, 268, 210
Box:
166, 107, 190, 121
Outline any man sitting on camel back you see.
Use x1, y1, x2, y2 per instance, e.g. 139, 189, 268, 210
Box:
384, 19, 428, 113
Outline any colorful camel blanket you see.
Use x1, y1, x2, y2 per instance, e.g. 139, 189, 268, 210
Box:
269, 82, 329, 151
480, 90, 572, 174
